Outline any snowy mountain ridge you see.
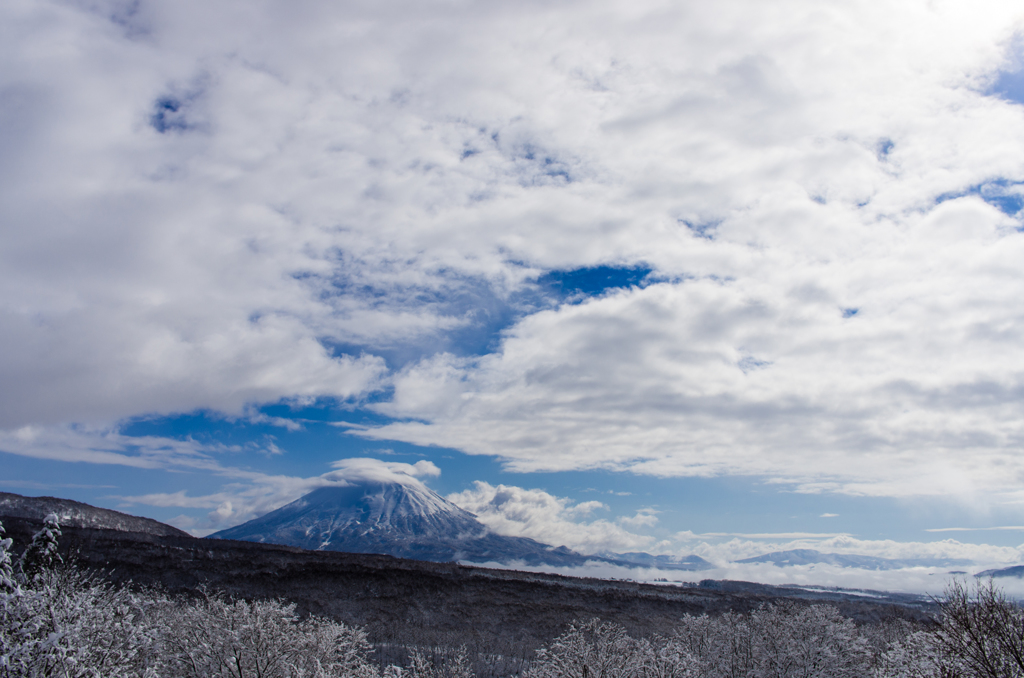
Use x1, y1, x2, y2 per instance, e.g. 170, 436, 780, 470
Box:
734, 548, 972, 571
0, 491, 189, 537
208, 480, 597, 566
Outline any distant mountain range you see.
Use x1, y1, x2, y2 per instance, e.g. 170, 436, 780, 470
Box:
734, 549, 972, 571
0, 490, 992, 577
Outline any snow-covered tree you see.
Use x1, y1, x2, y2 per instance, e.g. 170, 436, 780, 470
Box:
156, 590, 378, 678
393, 646, 475, 678
0, 564, 163, 677
0, 520, 15, 593
526, 618, 697, 678
526, 618, 645, 678
933, 578, 1024, 678
872, 631, 942, 678
669, 603, 873, 678
674, 611, 755, 678
17, 513, 62, 582
748, 602, 870, 678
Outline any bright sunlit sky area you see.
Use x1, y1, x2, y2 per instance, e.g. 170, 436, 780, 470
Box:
5, 0, 1024, 591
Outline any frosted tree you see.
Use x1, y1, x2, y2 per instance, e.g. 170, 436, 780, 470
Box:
526, 618, 644, 678
397, 646, 474, 678
669, 604, 873, 678
0, 520, 15, 593
748, 602, 870, 678
933, 578, 1024, 678
872, 631, 942, 678
673, 611, 756, 678
17, 513, 63, 582
527, 618, 697, 678
156, 590, 379, 677
0, 564, 163, 676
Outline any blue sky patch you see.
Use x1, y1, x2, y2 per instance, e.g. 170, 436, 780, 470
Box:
539, 265, 654, 301
876, 138, 895, 161
936, 178, 1024, 217
989, 67, 1024, 105
680, 219, 720, 240
738, 356, 771, 373
150, 96, 192, 133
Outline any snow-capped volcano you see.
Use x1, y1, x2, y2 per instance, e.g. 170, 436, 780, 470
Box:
209, 477, 591, 566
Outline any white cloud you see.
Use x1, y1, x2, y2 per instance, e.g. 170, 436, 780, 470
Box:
926, 526, 1024, 532
447, 481, 654, 554
696, 532, 852, 540
618, 508, 660, 529
327, 457, 441, 484
0, 424, 225, 470
364, 200, 1024, 501
3, 0, 1024, 509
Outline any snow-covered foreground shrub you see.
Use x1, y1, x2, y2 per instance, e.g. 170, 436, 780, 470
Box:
0, 563, 163, 677
524, 618, 694, 678
0, 572, 380, 678
525, 605, 877, 678
156, 591, 378, 678
0, 518, 380, 677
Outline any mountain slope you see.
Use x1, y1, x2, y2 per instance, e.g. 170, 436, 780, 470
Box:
735, 549, 970, 570
209, 481, 593, 566
975, 564, 1024, 578
0, 491, 189, 537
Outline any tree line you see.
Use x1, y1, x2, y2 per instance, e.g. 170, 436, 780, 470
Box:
1, 517, 1021, 677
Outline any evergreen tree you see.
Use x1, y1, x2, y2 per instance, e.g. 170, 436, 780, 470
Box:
17, 512, 63, 581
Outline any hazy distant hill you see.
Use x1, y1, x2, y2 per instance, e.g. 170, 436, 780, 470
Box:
0, 491, 189, 537
975, 564, 1024, 578
735, 548, 971, 571
602, 551, 714, 571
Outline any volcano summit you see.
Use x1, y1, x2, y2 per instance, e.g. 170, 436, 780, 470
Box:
208, 475, 590, 566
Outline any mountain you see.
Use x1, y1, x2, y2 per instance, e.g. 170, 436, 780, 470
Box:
975, 564, 1024, 578
735, 549, 971, 571
0, 491, 189, 537
602, 552, 714, 572
208, 480, 597, 567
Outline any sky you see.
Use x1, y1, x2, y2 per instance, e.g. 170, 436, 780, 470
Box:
4, 0, 1024, 592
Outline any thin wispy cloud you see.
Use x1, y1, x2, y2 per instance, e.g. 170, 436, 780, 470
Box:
926, 526, 1024, 532
695, 532, 852, 540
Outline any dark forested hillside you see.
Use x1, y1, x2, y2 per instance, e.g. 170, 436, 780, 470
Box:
0, 514, 934, 653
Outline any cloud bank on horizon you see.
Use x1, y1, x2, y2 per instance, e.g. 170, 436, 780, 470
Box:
4, 0, 1024, 540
